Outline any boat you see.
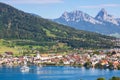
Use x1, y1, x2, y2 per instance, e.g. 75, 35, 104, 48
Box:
20, 65, 30, 72
20, 61, 30, 72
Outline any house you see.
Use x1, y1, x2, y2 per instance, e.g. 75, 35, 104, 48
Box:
5, 52, 13, 55
0, 54, 3, 58
63, 58, 70, 65
4, 52, 13, 57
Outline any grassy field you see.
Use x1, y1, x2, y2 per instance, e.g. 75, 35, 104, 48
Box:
0, 46, 19, 54
0, 39, 24, 56
0, 39, 71, 56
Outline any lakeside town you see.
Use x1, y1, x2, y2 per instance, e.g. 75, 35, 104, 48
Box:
0, 48, 120, 70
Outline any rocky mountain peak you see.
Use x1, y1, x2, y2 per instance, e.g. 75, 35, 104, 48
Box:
60, 10, 101, 24
95, 8, 119, 25
95, 8, 108, 20
61, 10, 84, 21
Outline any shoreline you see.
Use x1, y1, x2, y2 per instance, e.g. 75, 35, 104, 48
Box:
0, 62, 120, 71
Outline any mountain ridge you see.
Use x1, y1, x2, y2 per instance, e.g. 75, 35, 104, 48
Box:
60, 10, 102, 24
54, 9, 120, 37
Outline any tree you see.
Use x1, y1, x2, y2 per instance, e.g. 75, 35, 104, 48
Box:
84, 61, 92, 68
95, 63, 103, 69
109, 76, 120, 80
97, 77, 106, 80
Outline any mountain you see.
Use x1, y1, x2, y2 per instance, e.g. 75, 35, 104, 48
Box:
54, 9, 120, 37
59, 10, 101, 24
95, 8, 119, 25
0, 2, 116, 48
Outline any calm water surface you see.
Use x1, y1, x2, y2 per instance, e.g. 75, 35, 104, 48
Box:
0, 66, 120, 80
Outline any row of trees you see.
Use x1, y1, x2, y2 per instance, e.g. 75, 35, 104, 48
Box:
97, 76, 120, 80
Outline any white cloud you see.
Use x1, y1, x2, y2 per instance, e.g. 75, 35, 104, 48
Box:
79, 4, 120, 9
1, 0, 63, 4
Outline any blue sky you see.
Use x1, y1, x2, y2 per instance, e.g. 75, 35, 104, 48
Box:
0, 0, 120, 19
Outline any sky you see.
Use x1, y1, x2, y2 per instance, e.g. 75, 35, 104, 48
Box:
0, 0, 120, 19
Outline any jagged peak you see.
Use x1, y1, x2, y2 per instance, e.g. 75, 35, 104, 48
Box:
61, 10, 84, 17
59, 10, 102, 24
101, 8, 107, 13
61, 10, 91, 19
95, 8, 119, 25
95, 8, 115, 19
95, 8, 108, 20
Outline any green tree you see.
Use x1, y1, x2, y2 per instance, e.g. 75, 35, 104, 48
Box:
109, 76, 120, 80
84, 61, 92, 68
97, 77, 106, 80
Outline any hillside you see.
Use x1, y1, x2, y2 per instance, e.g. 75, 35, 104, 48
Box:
0, 2, 116, 48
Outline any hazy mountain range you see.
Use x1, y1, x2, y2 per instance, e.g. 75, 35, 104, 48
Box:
54, 8, 120, 38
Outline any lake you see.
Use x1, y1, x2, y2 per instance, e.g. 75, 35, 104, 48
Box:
0, 66, 120, 80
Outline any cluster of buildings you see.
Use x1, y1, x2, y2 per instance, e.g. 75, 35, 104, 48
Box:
0, 49, 120, 69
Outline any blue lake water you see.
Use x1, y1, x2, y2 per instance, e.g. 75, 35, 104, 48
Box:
0, 66, 120, 80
